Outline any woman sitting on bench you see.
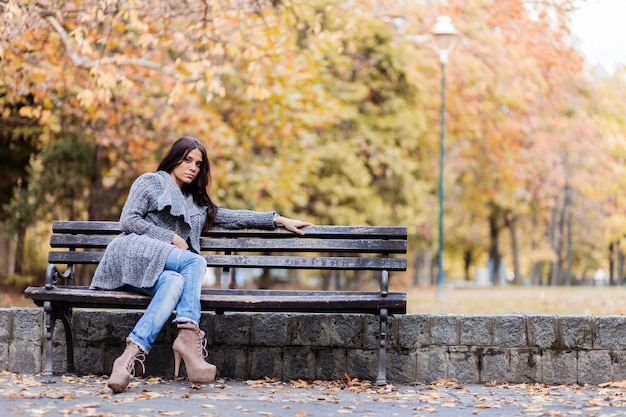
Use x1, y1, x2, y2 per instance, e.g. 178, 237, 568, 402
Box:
90, 136, 311, 393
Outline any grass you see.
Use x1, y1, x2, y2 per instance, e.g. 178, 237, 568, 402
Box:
406, 285, 626, 316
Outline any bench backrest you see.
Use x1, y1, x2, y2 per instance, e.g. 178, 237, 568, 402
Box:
49, 221, 408, 290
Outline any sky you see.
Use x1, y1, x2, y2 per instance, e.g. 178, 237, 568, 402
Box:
569, 0, 626, 74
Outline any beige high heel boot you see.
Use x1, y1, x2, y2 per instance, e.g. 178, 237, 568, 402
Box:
173, 322, 217, 384
107, 341, 145, 393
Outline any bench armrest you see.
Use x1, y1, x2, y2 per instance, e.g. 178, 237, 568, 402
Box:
45, 263, 73, 289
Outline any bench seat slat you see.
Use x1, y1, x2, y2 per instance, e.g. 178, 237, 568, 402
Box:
52, 221, 408, 240
24, 286, 407, 315
50, 235, 407, 253
48, 252, 407, 271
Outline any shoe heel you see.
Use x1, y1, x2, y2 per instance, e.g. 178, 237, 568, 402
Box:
174, 350, 182, 378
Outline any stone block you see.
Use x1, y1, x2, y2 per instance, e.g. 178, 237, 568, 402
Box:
387, 315, 398, 349
480, 348, 509, 383
364, 315, 380, 350
509, 349, 542, 383
250, 347, 283, 380
388, 350, 417, 383
291, 314, 329, 346
74, 310, 109, 342
52, 342, 67, 373
329, 314, 362, 348
578, 350, 612, 385
214, 313, 252, 346
144, 345, 174, 377
9, 339, 41, 374
459, 315, 492, 346
593, 316, 626, 349
316, 348, 348, 381
252, 313, 290, 347
397, 314, 430, 349
347, 348, 377, 381
52, 318, 67, 344
12, 308, 42, 341
0, 341, 8, 370
283, 347, 316, 380
610, 351, 626, 380
212, 346, 250, 380
0, 309, 13, 339
542, 350, 577, 385
493, 315, 526, 348
431, 315, 458, 345
74, 345, 105, 375
105, 311, 143, 341
416, 346, 448, 383
559, 315, 591, 349
527, 315, 557, 349
448, 346, 480, 383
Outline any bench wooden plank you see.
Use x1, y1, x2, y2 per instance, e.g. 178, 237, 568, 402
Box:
24, 286, 407, 315
52, 221, 408, 239
48, 252, 407, 271
50, 235, 407, 253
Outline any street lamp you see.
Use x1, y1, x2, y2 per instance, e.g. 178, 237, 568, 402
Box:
431, 16, 457, 297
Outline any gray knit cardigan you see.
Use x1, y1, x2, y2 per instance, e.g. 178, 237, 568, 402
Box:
90, 171, 276, 290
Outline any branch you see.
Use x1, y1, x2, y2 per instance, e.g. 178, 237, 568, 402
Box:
45, 15, 200, 83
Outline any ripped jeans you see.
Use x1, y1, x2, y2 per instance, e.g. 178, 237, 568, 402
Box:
125, 247, 206, 354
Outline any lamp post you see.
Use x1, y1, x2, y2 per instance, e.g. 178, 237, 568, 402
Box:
431, 16, 457, 297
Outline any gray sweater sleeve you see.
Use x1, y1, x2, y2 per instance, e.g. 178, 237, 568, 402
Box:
119, 174, 176, 243
213, 207, 276, 229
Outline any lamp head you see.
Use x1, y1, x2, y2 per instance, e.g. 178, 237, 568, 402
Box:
431, 16, 457, 51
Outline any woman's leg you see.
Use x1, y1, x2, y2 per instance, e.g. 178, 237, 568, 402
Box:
125, 248, 205, 352
126, 269, 184, 354
109, 265, 184, 393
165, 248, 206, 325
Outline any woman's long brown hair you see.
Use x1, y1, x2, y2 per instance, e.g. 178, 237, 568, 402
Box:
157, 136, 218, 230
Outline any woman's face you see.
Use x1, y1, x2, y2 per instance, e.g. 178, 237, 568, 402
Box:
170, 148, 203, 188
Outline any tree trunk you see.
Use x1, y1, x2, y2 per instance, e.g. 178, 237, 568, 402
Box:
529, 261, 543, 286
488, 209, 501, 286
463, 249, 472, 281
565, 180, 573, 286
505, 213, 521, 285
609, 242, 617, 286
615, 240, 624, 286
326, 269, 337, 291
413, 251, 432, 287
259, 267, 271, 289
13, 226, 26, 275
0, 224, 15, 275
550, 260, 561, 286
355, 270, 365, 291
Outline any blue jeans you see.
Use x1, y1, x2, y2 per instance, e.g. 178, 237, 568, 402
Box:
125, 247, 206, 354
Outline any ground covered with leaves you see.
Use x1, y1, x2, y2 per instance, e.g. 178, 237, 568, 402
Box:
2, 371, 626, 416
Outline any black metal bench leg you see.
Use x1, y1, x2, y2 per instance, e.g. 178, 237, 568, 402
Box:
375, 308, 388, 386
58, 306, 75, 373
42, 302, 75, 376
42, 301, 55, 376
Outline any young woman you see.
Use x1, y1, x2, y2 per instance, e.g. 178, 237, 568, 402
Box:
90, 136, 311, 393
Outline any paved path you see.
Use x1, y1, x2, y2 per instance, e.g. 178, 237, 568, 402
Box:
2, 371, 626, 416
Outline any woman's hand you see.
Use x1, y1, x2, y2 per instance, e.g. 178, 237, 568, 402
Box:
276, 216, 313, 235
172, 233, 189, 250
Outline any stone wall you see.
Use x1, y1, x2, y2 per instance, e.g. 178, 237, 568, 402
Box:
2, 307, 626, 385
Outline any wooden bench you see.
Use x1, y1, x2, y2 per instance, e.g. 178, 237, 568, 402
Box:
24, 220, 408, 385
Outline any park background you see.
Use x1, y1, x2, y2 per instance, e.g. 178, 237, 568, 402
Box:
2, 0, 626, 314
